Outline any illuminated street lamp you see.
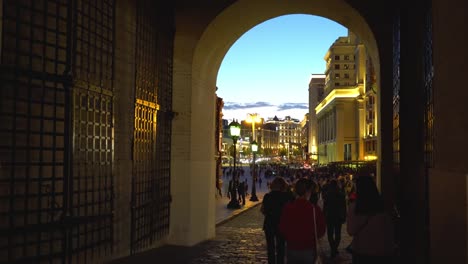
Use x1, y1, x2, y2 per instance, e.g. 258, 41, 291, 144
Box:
249, 140, 259, 201
246, 113, 262, 140
227, 119, 241, 209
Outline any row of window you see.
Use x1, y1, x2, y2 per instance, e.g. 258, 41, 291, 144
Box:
335, 73, 352, 79
334, 64, 355, 70
334, 55, 355, 61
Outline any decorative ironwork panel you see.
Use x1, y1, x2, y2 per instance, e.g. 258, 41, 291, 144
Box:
70, 87, 114, 262
131, 102, 158, 253
0, 0, 69, 263
130, 0, 173, 254
73, 0, 114, 91
69, 0, 115, 262
423, 7, 434, 169
130, 0, 159, 254
1, 0, 114, 262
392, 13, 401, 166
1, 0, 68, 74
154, 13, 174, 244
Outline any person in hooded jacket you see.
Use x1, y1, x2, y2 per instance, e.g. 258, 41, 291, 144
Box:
261, 176, 294, 264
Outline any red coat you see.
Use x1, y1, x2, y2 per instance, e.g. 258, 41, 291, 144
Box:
279, 198, 326, 251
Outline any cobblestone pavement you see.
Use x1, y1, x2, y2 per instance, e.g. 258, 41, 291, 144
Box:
190, 204, 353, 264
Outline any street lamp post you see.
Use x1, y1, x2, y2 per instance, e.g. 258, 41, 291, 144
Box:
246, 113, 261, 202
246, 113, 261, 141
227, 120, 241, 209
249, 141, 259, 201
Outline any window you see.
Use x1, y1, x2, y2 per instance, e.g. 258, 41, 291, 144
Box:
335, 73, 340, 79
344, 143, 352, 161
334, 55, 340, 60
368, 124, 374, 135
344, 64, 349, 69
344, 73, 349, 78
334, 64, 340, 70
335, 82, 340, 86
344, 55, 350, 60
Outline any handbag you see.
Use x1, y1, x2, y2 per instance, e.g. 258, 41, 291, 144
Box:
313, 205, 323, 264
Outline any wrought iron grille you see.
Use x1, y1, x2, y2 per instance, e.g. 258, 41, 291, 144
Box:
70, 87, 114, 262
0, 0, 69, 263
392, 13, 401, 166
423, 6, 434, 169
154, 20, 174, 245
73, 0, 114, 91
131, 103, 158, 253
0, 0, 115, 262
69, 0, 115, 262
422, 6, 434, 259
391, 12, 403, 257
131, 0, 158, 253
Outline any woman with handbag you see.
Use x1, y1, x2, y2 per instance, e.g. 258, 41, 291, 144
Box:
279, 178, 326, 264
346, 176, 395, 264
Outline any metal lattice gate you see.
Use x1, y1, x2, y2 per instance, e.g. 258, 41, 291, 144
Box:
0, 0, 115, 263
69, 0, 115, 262
130, 0, 173, 254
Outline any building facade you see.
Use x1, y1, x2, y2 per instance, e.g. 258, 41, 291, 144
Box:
266, 116, 301, 160
215, 93, 223, 190
314, 30, 377, 164
308, 74, 326, 162
260, 121, 279, 157
300, 113, 309, 160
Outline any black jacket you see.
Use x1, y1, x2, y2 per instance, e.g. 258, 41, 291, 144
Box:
323, 188, 347, 223
261, 191, 294, 231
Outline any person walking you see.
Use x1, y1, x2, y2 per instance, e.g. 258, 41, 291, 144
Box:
261, 177, 294, 264
238, 179, 246, 205
279, 178, 326, 264
323, 179, 347, 258
347, 176, 395, 264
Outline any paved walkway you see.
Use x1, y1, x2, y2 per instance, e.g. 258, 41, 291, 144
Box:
111, 193, 354, 264
215, 173, 270, 225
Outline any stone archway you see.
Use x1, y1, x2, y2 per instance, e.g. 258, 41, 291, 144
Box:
170, 0, 380, 246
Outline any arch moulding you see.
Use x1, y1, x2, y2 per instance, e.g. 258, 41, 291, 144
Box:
170, 0, 381, 246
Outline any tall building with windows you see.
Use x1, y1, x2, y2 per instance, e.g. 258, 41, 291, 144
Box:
314, 30, 378, 164
300, 113, 309, 160
363, 57, 378, 160
260, 121, 279, 157
308, 74, 326, 162
266, 115, 301, 159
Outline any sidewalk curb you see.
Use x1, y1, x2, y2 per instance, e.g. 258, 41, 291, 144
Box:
216, 202, 262, 226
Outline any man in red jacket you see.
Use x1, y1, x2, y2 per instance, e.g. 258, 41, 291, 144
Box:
279, 178, 326, 264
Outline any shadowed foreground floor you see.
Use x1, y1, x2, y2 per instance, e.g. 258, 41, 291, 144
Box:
111, 203, 353, 264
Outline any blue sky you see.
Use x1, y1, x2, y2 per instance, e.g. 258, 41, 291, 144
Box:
216, 14, 347, 122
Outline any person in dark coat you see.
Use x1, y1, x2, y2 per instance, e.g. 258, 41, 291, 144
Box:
323, 179, 347, 258
261, 176, 294, 264
238, 180, 246, 205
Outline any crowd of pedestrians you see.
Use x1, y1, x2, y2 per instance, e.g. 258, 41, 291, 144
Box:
258, 162, 397, 264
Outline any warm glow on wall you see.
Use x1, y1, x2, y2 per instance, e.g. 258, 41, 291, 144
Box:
315, 87, 361, 114
364, 155, 377, 160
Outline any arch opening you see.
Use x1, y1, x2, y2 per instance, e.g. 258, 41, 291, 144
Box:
171, 0, 382, 246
